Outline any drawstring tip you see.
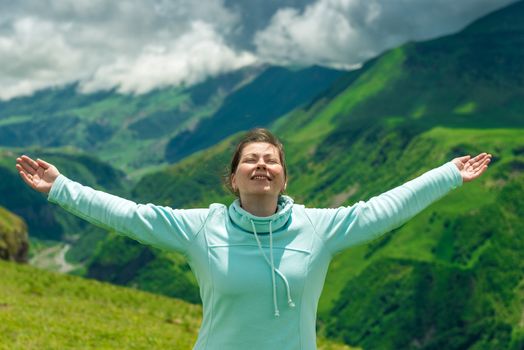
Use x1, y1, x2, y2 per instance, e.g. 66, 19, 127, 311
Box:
274, 310, 280, 318
288, 299, 296, 308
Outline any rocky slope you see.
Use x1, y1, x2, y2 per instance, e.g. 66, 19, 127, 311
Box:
0, 207, 29, 262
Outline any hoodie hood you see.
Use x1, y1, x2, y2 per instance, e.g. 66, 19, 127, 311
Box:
228, 195, 294, 234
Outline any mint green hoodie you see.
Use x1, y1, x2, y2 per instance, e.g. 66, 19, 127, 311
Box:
48, 162, 462, 349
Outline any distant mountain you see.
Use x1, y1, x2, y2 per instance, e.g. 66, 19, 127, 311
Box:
0, 67, 259, 173
0, 64, 344, 173
165, 65, 346, 162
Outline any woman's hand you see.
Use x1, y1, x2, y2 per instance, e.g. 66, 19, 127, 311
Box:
451, 153, 492, 183
15, 155, 60, 194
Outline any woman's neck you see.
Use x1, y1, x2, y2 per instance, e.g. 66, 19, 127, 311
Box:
239, 194, 278, 217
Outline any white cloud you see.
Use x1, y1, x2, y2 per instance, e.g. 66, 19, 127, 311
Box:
0, 0, 519, 100
79, 21, 257, 94
0, 17, 87, 100
0, 0, 251, 100
254, 0, 518, 67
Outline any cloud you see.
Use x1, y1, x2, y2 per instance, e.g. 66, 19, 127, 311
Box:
0, 0, 252, 100
0, 0, 519, 100
0, 17, 86, 99
79, 21, 257, 94
254, 0, 518, 67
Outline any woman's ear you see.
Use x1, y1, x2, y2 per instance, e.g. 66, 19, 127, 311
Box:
281, 181, 287, 194
231, 174, 237, 192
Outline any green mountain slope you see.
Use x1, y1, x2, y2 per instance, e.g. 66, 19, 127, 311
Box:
0, 64, 343, 174
322, 129, 524, 349
0, 260, 354, 350
0, 67, 259, 173
165, 65, 346, 162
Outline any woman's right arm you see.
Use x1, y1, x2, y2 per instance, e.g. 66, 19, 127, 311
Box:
16, 155, 207, 253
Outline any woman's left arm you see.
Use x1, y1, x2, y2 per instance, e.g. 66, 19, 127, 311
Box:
307, 153, 491, 254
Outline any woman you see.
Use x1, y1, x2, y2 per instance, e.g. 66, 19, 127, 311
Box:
16, 128, 491, 350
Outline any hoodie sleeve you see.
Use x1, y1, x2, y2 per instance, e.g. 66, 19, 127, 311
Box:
305, 162, 463, 255
47, 174, 209, 254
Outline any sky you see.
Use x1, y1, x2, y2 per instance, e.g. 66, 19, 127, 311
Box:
0, 0, 518, 100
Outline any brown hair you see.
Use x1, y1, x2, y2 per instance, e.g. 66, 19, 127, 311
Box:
225, 128, 287, 196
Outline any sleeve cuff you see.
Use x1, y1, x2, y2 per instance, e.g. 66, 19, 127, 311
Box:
47, 174, 68, 203
443, 161, 463, 188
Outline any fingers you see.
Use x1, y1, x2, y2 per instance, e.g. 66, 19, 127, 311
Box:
469, 153, 491, 162
36, 158, 51, 169
473, 159, 489, 174
457, 155, 471, 163
470, 164, 489, 180
17, 167, 36, 190
16, 155, 53, 173
16, 156, 37, 175
20, 155, 39, 170
467, 153, 492, 169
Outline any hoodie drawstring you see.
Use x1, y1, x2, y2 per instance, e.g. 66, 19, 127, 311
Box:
250, 220, 295, 318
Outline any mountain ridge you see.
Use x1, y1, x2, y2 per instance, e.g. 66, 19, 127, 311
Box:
0, 64, 344, 174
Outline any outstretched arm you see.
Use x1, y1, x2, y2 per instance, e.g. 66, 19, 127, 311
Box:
306, 153, 492, 254
15, 155, 207, 253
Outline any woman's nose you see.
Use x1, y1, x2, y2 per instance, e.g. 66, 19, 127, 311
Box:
256, 160, 267, 168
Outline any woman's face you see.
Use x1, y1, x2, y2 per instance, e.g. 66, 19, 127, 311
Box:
231, 142, 287, 199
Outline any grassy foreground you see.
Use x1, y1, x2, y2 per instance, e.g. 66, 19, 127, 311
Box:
0, 260, 355, 350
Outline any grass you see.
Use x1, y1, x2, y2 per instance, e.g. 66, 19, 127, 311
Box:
0, 259, 200, 350
0, 260, 355, 350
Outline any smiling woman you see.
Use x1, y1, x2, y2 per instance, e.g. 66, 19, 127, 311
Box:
228, 129, 288, 217
15, 128, 491, 350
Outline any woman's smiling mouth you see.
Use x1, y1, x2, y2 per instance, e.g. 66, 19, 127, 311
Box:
251, 175, 271, 181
